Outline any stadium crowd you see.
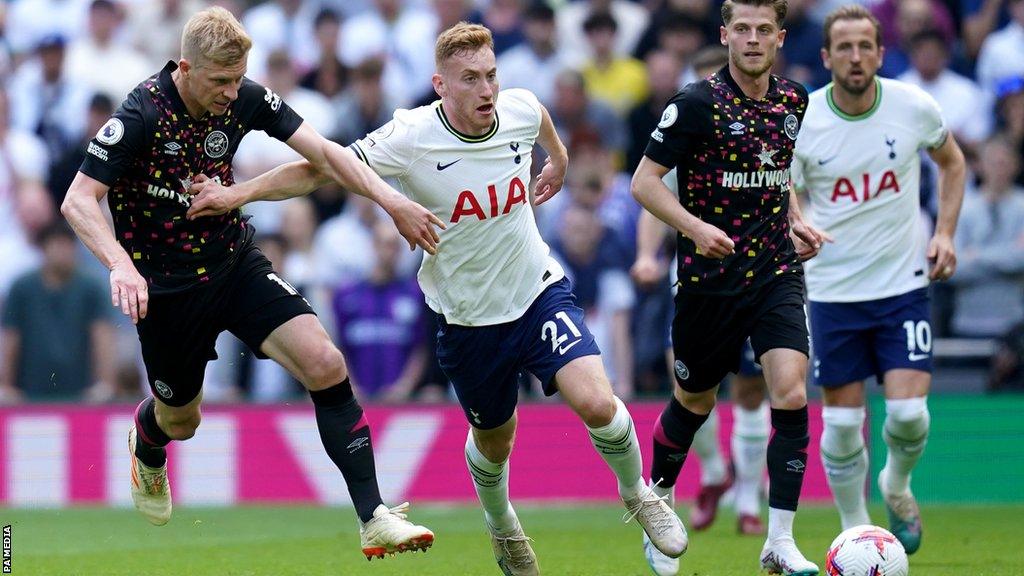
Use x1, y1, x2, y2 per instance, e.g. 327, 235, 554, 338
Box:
0, 0, 1022, 404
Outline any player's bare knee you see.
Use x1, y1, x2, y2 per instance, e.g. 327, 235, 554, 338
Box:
676, 386, 716, 414
164, 413, 201, 440
577, 393, 616, 428
772, 385, 808, 409
300, 342, 347, 389
476, 432, 514, 463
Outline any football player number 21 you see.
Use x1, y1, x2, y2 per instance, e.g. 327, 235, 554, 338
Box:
543, 311, 582, 355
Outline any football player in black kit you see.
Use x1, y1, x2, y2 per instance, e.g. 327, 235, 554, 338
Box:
631, 0, 829, 574
61, 7, 442, 559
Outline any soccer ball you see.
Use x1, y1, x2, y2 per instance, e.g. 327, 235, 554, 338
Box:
825, 525, 909, 576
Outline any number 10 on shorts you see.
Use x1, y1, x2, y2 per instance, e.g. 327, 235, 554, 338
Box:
542, 311, 582, 355
902, 319, 931, 361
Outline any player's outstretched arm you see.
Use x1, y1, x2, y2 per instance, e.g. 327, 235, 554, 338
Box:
61, 172, 148, 324
631, 156, 735, 259
533, 104, 568, 205
926, 133, 967, 281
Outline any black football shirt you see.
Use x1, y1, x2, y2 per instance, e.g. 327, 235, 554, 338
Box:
644, 65, 809, 295
79, 61, 303, 293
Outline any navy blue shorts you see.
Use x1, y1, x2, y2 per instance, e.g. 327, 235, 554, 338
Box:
436, 277, 601, 430
809, 288, 932, 388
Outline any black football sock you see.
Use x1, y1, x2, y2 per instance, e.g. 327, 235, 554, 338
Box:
134, 397, 171, 468
309, 379, 383, 523
767, 405, 810, 511
650, 397, 710, 488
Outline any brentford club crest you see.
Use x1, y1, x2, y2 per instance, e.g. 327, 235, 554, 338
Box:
204, 130, 229, 158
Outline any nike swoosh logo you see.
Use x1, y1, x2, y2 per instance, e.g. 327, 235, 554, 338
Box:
437, 159, 462, 170
558, 340, 581, 355
908, 353, 930, 361
817, 155, 839, 166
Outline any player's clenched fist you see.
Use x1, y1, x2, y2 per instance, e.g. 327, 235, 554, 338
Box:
691, 222, 735, 259
109, 258, 148, 324
186, 173, 239, 220
387, 197, 446, 255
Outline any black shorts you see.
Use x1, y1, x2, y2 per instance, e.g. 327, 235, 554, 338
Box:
136, 244, 314, 406
671, 272, 809, 393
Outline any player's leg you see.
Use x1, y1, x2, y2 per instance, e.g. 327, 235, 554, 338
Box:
809, 297, 879, 533
523, 278, 685, 561
875, 289, 934, 555
730, 367, 769, 535
230, 247, 430, 557
751, 275, 818, 575
820, 383, 870, 530
438, 313, 537, 575
131, 286, 221, 526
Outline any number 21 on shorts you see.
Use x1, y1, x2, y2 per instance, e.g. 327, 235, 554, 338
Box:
542, 311, 582, 355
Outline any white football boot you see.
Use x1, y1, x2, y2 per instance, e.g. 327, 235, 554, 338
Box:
642, 485, 680, 575
360, 502, 434, 560
624, 484, 688, 559
759, 537, 820, 575
490, 519, 539, 576
128, 425, 172, 526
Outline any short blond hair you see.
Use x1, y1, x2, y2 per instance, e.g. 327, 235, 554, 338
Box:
435, 22, 494, 68
181, 7, 252, 67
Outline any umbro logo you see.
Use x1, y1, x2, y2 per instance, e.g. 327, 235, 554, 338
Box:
668, 453, 686, 462
786, 459, 806, 473
437, 158, 462, 171
346, 437, 370, 453
728, 121, 745, 135
163, 141, 182, 156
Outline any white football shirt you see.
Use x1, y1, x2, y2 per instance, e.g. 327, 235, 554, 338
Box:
351, 88, 564, 326
792, 77, 947, 303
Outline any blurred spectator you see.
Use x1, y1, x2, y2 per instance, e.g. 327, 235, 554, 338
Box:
993, 76, 1024, 186
899, 30, 993, 153
873, 0, 955, 77
550, 204, 635, 399
990, 320, 1024, 391
962, 0, 1014, 59
9, 34, 91, 164
243, 0, 321, 79
949, 136, 1024, 337
645, 13, 708, 86
313, 193, 421, 291
339, 0, 438, 107
127, 0, 206, 66
433, 0, 474, 33
775, 0, 830, 89
299, 9, 349, 100
976, 0, 1024, 94
551, 69, 627, 158
0, 222, 115, 403
558, 0, 650, 67
234, 49, 334, 232
497, 2, 568, 107
332, 220, 430, 402
632, 2, 717, 62
5, 0, 88, 58
279, 197, 320, 297
332, 57, 404, 145
473, 0, 525, 55
48, 93, 114, 206
580, 12, 649, 116
626, 49, 682, 172
0, 89, 51, 297
65, 0, 151, 101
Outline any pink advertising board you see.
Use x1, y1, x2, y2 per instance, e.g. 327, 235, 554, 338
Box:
0, 402, 830, 507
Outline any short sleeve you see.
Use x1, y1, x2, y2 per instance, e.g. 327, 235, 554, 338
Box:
643, 86, 705, 170
78, 95, 147, 187
349, 110, 418, 179
914, 87, 948, 150
500, 88, 543, 140
238, 78, 304, 142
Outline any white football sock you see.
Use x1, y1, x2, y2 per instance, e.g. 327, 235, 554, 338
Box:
732, 402, 769, 516
587, 396, 645, 499
465, 430, 518, 534
691, 406, 728, 486
821, 406, 871, 529
882, 397, 929, 495
767, 507, 796, 542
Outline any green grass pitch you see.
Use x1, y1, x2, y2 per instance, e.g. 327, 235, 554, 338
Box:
3, 504, 1022, 575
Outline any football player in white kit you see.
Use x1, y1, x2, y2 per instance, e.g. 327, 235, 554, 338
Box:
792, 5, 966, 555
188, 22, 687, 576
